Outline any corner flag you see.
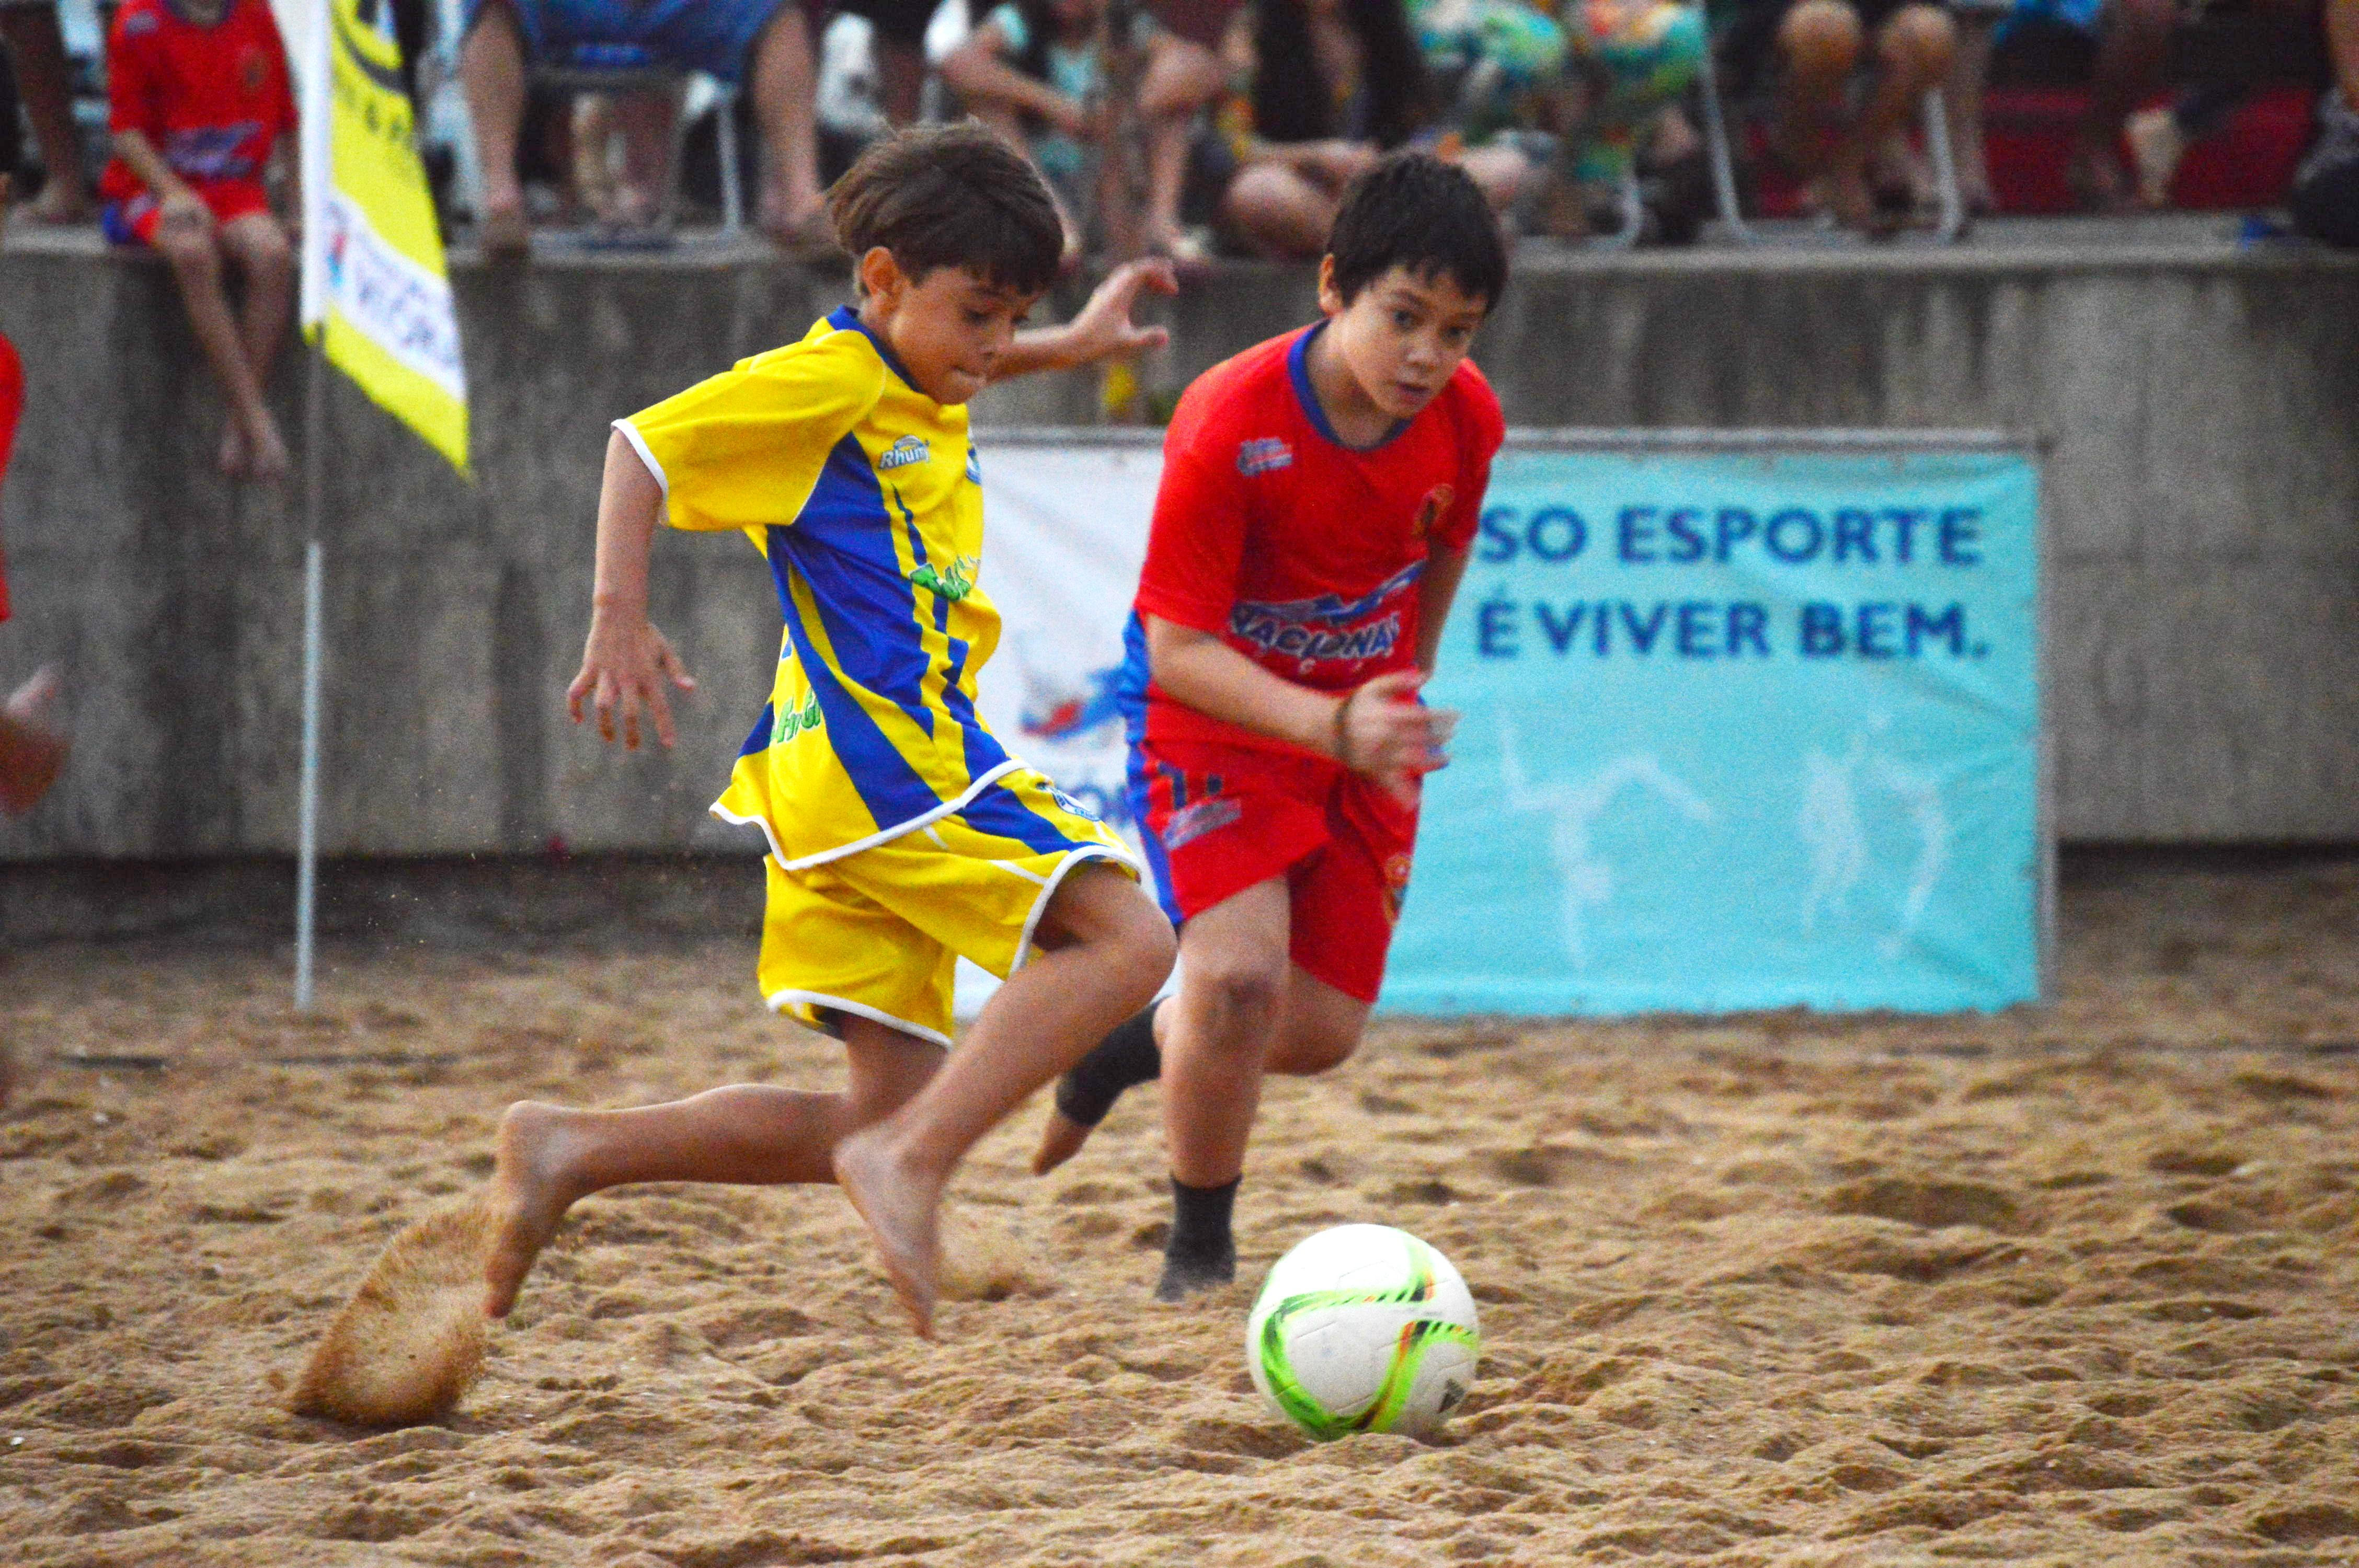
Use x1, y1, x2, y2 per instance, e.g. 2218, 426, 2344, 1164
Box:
297, 0, 468, 474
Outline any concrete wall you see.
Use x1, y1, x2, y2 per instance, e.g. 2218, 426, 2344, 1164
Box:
1, 235, 2355, 872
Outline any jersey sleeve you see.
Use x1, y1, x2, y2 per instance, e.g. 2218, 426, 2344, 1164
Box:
617, 336, 886, 534
1135, 443, 1249, 637
1433, 370, 1505, 553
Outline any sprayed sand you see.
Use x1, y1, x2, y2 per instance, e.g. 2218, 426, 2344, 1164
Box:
4, 857, 2358, 1565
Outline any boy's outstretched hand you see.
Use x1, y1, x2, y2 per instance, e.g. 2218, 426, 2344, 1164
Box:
1334, 669, 1456, 807
1061, 258, 1179, 364
568, 610, 697, 751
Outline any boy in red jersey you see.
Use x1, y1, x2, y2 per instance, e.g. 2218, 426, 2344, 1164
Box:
101, 0, 299, 480
1035, 154, 1507, 1299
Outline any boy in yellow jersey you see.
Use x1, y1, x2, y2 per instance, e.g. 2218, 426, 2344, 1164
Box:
476, 124, 1180, 1339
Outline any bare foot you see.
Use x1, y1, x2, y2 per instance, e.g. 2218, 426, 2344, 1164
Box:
0, 667, 67, 815
217, 420, 250, 479
758, 196, 836, 259
832, 1125, 943, 1339
242, 411, 291, 483
30, 181, 91, 226
1030, 1108, 1095, 1177
481, 1101, 589, 1318
478, 203, 531, 261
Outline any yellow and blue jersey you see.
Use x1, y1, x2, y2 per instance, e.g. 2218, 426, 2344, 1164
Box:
616, 306, 1022, 870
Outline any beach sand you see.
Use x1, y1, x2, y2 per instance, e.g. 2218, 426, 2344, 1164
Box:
3, 855, 2357, 1565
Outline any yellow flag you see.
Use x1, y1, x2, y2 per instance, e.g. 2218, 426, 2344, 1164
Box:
297, 0, 468, 475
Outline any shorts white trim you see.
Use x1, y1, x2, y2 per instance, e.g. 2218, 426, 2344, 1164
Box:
1011, 844, 1136, 976
709, 757, 1027, 872
763, 988, 953, 1051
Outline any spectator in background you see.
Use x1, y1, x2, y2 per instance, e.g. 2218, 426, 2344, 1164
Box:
1219, 0, 1536, 259
1553, 0, 1711, 239
1727, 0, 1959, 235
941, 0, 1141, 263
101, 0, 297, 480
2292, 0, 2358, 241
1134, 0, 1249, 261
0, 0, 94, 223
460, 0, 830, 255
1963, 0, 2174, 209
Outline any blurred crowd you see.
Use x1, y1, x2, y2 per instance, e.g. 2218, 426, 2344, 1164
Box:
0, 0, 2353, 268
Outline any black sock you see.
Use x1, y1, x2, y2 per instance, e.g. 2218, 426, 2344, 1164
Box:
1155, 1175, 1238, 1301
1053, 999, 1163, 1127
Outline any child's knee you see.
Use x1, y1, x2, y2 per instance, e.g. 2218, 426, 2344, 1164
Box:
1187, 952, 1287, 1046
1877, 4, 1955, 80
157, 225, 223, 277
240, 218, 295, 275
1779, 0, 1863, 78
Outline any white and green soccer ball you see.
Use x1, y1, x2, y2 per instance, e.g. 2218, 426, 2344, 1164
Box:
1245, 1224, 1480, 1442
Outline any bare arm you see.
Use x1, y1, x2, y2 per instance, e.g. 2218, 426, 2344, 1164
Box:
1145, 616, 1448, 803
111, 128, 201, 214
941, 23, 1090, 131
1413, 544, 1470, 673
992, 258, 1178, 380
565, 429, 697, 749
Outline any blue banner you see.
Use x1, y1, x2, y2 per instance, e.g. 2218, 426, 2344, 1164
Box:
1384, 441, 2044, 1016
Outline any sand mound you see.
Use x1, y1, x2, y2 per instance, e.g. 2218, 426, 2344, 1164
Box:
289, 1202, 490, 1426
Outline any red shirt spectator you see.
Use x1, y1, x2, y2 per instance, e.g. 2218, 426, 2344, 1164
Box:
99, 0, 295, 235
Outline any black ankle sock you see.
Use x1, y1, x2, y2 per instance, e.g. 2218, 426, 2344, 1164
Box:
1155, 1175, 1239, 1301
1053, 999, 1163, 1127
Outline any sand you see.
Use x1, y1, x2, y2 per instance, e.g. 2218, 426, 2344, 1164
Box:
4, 855, 2358, 1566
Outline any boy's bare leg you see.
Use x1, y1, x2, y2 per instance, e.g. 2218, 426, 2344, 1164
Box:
219, 213, 294, 479
1773, 0, 1868, 226
1033, 958, 1365, 1174
1855, 7, 1957, 209
480, 1023, 943, 1316
152, 212, 280, 480
833, 862, 1175, 1336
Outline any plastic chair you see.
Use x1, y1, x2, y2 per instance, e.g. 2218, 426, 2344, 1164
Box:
1694, 9, 1967, 244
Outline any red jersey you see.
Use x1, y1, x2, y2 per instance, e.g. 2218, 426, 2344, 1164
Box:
1120, 324, 1504, 752
100, 0, 296, 205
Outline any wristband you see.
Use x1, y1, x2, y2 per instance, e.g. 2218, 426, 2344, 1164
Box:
1330, 688, 1357, 768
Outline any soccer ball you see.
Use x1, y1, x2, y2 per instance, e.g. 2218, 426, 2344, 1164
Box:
1245, 1224, 1481, 1442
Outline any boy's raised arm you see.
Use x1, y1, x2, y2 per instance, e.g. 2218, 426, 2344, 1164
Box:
567, 430, 697, 751
991, 259, 1178, 380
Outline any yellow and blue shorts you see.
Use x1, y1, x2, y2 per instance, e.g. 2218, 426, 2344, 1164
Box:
758, 769, 1140, 1048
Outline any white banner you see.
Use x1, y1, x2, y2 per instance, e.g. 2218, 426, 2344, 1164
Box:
956, 434, 1164, 1014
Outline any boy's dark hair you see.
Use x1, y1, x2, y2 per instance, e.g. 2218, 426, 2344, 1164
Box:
1326, 153, 1508, 312
827, 122, 1064, 296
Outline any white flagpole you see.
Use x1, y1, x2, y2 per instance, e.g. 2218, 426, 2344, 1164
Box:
295, 358, 325, 1013
294, 0, 331, 1013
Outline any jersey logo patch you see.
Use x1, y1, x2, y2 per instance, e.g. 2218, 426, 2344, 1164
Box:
908, 555, 977, 603
1236, 437, 1293, 477
965, 446, 981, 483
1412, 485, 1455, 540
1164, 795, 1243, 849
771, 691, 824, 744
878, 435, 931, 470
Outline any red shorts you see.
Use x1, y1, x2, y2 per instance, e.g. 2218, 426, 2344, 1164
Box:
101, 180, 273, 247
1130, 736, 1418, 1005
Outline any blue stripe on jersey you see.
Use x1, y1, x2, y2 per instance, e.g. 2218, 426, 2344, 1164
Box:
1288, 322, 1405, 452
740, 702, 774, 758
959, 779, 1088, 856
1125, 741, 1184, 926
777, 435, 935, 739
771, 526, 946, 829
1114, 610, 1152, 750
893, 482, 1011, 787
827, 305, 921, 392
